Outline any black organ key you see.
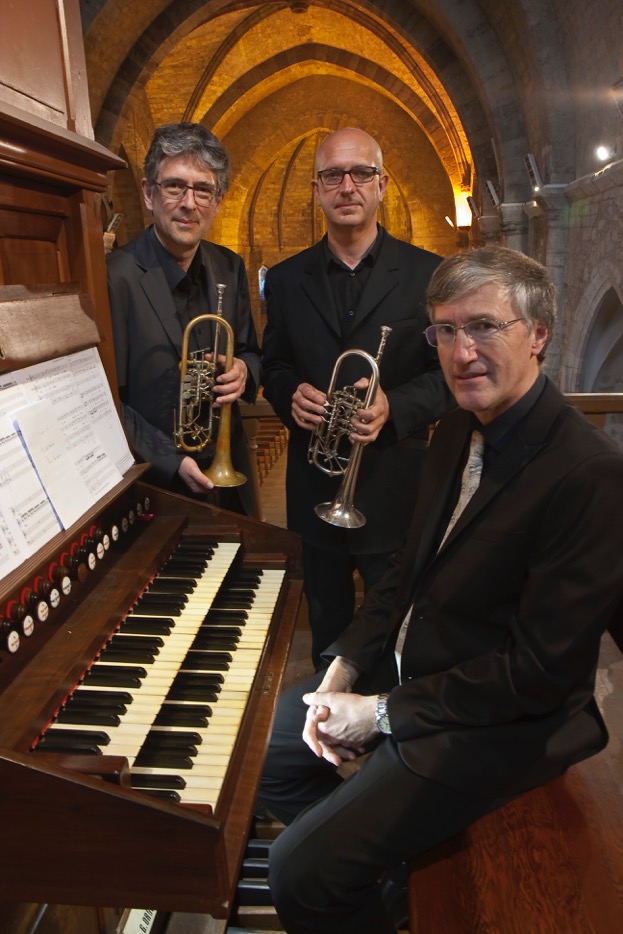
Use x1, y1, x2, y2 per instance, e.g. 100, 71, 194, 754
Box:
136, 590, 188, 604
97, 648, 157, 664
67, 701, 128, 717
139, 789, 182, 801
83, 664, 146, 687
142, 737, 199, 756
181, 651, 232, 672
145, 730, 202, 747
120, 617, 174, 635
211, 597, 254, 609
191, 634, 239, 651
204, 611, 248, 625
33, 740, 102, 756
147, 579, 195, 594
38, 728, 110, 748
56, 708, 122, 726
161, 558, 208, 572
133, 751, 195, 770
130, 773, 186, 790
70, 689, 133, 706
166, 683, 220, 702
153, 706, 212, 728
132, 594, 186, 614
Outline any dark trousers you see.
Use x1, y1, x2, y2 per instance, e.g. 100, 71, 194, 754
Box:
258, 672, 512, 934
303, 544, 394, 668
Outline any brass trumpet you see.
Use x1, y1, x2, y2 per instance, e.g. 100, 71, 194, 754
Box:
308, 325, 392, 527
174, 282, 246, 488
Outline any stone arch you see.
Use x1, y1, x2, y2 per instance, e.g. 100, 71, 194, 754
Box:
563, 261, 623, 390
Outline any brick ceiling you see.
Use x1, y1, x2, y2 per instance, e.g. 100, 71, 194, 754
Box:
82, 1, 571, 275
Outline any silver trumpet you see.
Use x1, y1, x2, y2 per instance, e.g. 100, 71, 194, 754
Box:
173, 282, 246, 487
308, 325, 392, 528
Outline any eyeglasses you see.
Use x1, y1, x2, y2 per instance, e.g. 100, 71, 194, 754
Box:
316, 165, 382, 188
153, 179, 218, 205
424, 317, 526, 348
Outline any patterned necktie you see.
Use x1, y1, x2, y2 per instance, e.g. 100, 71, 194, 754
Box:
395, 429, 486, 677
438, 429, 485, 549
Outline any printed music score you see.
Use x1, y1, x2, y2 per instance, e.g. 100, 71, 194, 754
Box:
0, 348, 134, 578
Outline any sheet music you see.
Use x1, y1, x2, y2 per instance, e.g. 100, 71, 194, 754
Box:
68, 348, 135, 475
13, 348, 134, 476
0, 415, 61, 575
11, 399, 96, 529
0, 348, 135, 574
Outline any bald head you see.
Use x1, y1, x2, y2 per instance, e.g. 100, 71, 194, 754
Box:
314, 128, 383, 174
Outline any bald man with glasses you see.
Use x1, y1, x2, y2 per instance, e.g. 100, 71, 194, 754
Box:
262, 127, 453, 668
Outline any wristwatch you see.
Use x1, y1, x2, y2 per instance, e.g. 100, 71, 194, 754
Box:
375, 693, 391, 734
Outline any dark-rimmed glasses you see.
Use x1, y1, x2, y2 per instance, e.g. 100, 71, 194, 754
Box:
424, 317, 526, 348
153, 179, 218, 205
316, 166, 382, 188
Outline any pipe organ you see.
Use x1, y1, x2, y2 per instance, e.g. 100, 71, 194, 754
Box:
0, 3, 303, 930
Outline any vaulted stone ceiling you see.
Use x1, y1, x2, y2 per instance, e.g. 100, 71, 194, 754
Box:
81, 0, 575, 312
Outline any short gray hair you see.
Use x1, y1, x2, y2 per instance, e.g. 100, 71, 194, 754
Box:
427, 245, 556, 360
143, 123, 230, 196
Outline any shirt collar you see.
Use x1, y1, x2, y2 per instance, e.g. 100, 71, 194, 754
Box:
149, 226, 204, 291
478, 371, 547, 451
323, 224, 384, 272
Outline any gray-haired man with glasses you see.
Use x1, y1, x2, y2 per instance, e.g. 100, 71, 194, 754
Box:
258, 244, 623, 933
262, 127, 453, 668
107, 123, 261, 515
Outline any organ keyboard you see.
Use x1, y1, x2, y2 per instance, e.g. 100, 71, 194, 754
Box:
37, 536, 287, 809
0, 474, 303, 916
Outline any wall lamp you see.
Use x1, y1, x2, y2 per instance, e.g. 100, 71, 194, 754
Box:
523, 199, 544, 219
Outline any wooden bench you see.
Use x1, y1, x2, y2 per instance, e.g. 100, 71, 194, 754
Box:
408, 755, 623, 932
408, 622, 623, 933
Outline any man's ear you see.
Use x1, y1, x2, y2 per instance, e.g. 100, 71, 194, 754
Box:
531, 322, 549, 357
141, 178, 154, 212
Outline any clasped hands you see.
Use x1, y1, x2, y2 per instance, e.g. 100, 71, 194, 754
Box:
302, 657, 381, 767
292, 379, 389, 443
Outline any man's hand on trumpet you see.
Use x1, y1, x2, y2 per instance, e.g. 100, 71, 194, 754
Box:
212, 355, 248, 406
350, 378, 389, 444
292, 382, 327, 429
293, 379, 389, 444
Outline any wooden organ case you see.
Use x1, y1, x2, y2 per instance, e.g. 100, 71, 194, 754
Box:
0, 2, 302, 930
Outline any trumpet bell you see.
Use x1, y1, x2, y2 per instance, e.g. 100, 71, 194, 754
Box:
314, 499, 366, 528
202, 459, 246, 488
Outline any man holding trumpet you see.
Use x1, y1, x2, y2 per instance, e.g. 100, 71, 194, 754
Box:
262, 127, 453, 667
107, 122, 261, 515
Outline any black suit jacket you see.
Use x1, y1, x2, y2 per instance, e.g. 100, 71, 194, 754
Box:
107, 228, 261, 514
262, 229, 454, 552
331, 379, 623, 796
